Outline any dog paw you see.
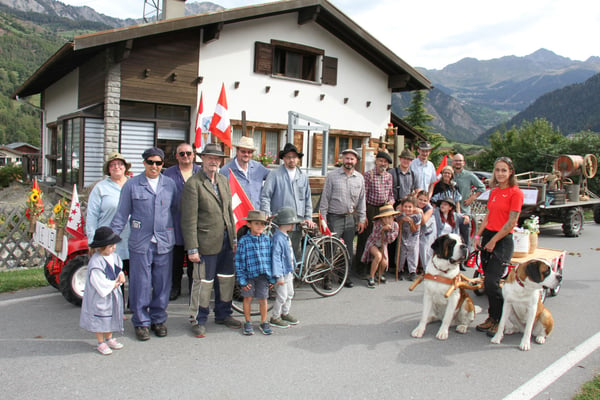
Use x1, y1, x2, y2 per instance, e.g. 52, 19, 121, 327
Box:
456, 325, 468, 334
519, 341, 531, 351
436, 330, 449, 340
411, 327, 425, 338
490, 334, 502, 344
474, 305, 482, 314
535, 336, 546, 344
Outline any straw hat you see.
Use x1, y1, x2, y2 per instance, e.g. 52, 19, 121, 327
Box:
103, 152, 131, 176
373, 204, 400, 219
235, 136, 257, 151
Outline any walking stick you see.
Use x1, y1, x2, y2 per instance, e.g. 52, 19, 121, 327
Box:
395, 220, 403, 281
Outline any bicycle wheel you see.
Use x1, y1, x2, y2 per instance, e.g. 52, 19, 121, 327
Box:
304, 235, 349, 297
232, 282, 275, 316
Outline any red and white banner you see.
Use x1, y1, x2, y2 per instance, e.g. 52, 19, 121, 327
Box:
436, 154, 448, 175
66, 184, 85, 238
318, 212, 332, 236
194, 92, 204, 150
229, 171, 254, 231
208, 83, 232, 149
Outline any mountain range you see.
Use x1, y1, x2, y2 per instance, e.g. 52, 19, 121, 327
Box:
1, 0, 599, 145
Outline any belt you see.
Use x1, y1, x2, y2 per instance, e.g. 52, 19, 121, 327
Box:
367, 203, 384, 208
329, 213, 354, 217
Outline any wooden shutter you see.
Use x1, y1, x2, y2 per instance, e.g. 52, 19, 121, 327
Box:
254, 42, 273, 74
293, 131, 304, 167
312, 133, 323, 167
322, 56, 338, 85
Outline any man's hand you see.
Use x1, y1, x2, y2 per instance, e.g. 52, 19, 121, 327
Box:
304, 219, 316, 228
188, 253, 201, 263
357, 221, 366, 234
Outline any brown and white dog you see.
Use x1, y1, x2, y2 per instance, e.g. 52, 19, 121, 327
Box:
411, 233, 475, 340
491, 259, 562, 351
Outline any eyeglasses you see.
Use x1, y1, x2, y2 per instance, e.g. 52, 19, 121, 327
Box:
239, 149, 254, 155
145, 159, 164, 166
178, 151, 193, 157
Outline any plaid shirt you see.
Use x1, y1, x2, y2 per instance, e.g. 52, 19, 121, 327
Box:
235, 233, 272, 286
364, 168, 394, 207
319, 167, 366, 223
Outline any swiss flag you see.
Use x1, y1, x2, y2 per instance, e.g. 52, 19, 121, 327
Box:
229, 171, 254, 231
318, 212, 332, 236
66, 184, 85, 238
209, 83, 232, 149
194, 92, 204, 149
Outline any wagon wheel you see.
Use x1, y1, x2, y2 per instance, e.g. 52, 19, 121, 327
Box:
583, 154, 597, 178
562, 206, 584, 237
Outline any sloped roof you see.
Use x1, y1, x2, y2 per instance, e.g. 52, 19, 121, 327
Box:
13, 0, 431, 99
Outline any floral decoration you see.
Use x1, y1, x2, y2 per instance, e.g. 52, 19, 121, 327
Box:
52, 198, 71, 228
253, 152, 274, 166
26, 186, 44, 220
522, 215, 539, 234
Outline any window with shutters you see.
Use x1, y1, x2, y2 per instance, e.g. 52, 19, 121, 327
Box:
254, 41, 337, 85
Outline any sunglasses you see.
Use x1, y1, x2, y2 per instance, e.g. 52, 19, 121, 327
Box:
145, 159, 164, 166
495, 156, 513, 167
178, 151, 193, 157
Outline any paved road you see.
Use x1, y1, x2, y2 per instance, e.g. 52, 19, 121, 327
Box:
1, 223, 599, 400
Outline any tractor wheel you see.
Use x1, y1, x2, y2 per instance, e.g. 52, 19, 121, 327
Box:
43, 256, 59, 289
562, 207, 584, 237
58, 255, 89, 306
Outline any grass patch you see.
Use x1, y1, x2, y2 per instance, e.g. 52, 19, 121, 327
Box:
0, 267, 47, 293
574, 374, 600, 400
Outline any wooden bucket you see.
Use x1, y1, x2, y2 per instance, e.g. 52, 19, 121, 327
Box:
554, 155, 584, 177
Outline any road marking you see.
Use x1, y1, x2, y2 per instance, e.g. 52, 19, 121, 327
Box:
0, 292, 59, 307
503, 331, 600, 400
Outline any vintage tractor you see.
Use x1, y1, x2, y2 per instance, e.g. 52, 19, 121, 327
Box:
44, 233, 89, 306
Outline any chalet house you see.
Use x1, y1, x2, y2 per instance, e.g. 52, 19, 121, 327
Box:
13, 0, 431, 188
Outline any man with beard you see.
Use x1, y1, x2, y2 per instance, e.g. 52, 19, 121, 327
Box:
354, 151, 394, 277
319, 149, 367, 288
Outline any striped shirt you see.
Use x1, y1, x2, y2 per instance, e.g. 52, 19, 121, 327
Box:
364, 168, 394, 207
235, 233, 272, 286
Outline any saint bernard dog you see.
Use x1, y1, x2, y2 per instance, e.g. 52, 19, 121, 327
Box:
491, 259, 562, 351
411, 233, 475, 340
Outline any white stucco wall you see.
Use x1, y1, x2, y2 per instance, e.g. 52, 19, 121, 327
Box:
197, 14, 391, 138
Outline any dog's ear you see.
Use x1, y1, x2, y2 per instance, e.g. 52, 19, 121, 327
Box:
431, 236, 445, 257
444, 238, 457, 259
526, 261, 544, 283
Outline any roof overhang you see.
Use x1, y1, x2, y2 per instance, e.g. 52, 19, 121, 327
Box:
13, 0, 431, 99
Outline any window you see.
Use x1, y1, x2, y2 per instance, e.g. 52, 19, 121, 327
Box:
312, 134, 365, 167
232, 126, 281, 164
63, 118, 81, 185
254, 41, 337, 85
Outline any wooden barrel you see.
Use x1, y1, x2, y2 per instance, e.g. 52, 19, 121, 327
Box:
554, 155, 584, 177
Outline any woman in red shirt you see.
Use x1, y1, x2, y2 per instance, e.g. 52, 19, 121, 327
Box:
473, 157, 524, 336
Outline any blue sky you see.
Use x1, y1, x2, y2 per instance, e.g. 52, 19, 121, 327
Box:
59, 0, 600, 69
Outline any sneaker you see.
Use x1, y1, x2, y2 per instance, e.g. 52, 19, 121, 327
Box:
191, 323, 206, 338
150, 323, 168, 337
379, 275, 387, 284
97, 342, 112, 355
215, 316, 242, 329
367, 278, 375, 288
476, 317, 496, 332
408, 272, 417, 281
243, 321, 254, 336
259, 322, 273, 335
486, 321, 500, 337
281, 314, 299, 325
135, 326, 150, 341
270, 317, 290, 328
105, 338, 123, 350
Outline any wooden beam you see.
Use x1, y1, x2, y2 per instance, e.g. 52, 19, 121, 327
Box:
114, 39, 133, 63
203, 23, 223, 43
389, 74, 410, 89
298, 5, 320, 25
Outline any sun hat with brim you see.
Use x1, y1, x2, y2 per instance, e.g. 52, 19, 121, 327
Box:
373, 204, 400, 219
278, 143, 304, 159
90, 226, 122, 248
398, 149, 415, 160
341, 148, 361, 161
376, 151, 393, 164
142, 147, 165, 160
242, 210, 268, 223
418, 141, 433, 151
103, 152, 131, 176
199, 143, 226, 157
437, 197, 456, 209
235, 136, 257, 151
273, 207, 302, 225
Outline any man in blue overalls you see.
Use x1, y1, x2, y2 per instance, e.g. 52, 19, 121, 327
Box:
111, 147, 177, 341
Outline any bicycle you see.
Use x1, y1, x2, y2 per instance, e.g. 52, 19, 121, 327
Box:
232, 221, 350, 314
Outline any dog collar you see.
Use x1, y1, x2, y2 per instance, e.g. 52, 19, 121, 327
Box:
432, 259, 450, 274
515, 273, 525, 287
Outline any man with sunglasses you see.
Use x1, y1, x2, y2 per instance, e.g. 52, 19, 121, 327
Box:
164, 143, 201, 301
220, 136, 270, 209
111, 147, 178, 341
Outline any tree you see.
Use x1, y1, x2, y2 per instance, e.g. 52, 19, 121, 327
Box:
404, 90, 446, 164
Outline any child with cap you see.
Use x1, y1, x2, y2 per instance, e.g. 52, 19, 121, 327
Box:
80, 226, 126, 355
235, 210, 274, 336
361, 204, 400, 288
397, 196, 423, 281
270, 207, 301, 328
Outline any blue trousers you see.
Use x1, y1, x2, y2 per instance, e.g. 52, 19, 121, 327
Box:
128, 243, 173, 327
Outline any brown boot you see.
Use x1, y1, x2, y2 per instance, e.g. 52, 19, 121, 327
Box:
486, 321, 499, 337
476, 317, 495, 332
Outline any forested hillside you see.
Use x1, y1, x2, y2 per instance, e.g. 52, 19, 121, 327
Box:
0, 6, 110, 146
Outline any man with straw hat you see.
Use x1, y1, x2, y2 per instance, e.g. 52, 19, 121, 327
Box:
220, 136, 270, 209
181, 143, 242, 338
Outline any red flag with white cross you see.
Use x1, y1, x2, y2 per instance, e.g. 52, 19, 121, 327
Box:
208, 83, 232, 149
229, 171, 254, 231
